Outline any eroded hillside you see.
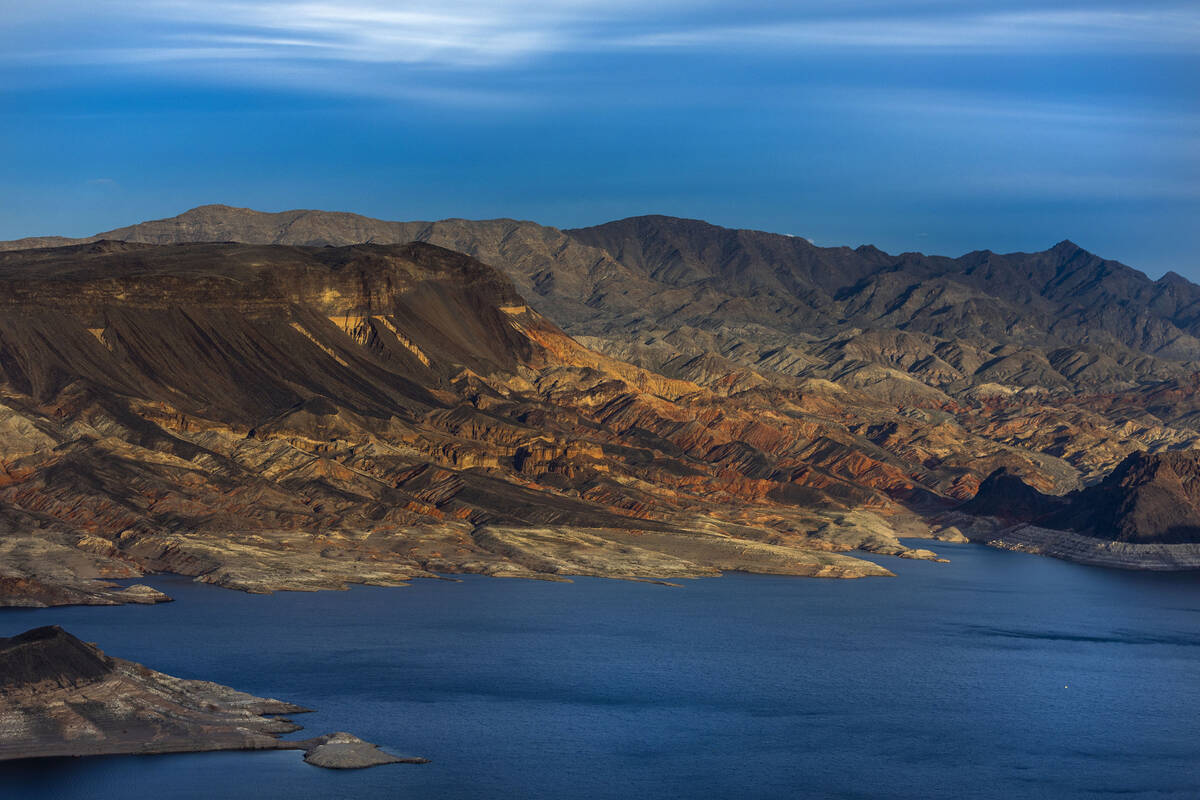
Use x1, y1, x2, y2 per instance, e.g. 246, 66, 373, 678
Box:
0, 240, 997, 605
4, 209, 1200, 593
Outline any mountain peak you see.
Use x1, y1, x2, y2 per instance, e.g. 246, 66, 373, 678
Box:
0, 625, 112, 690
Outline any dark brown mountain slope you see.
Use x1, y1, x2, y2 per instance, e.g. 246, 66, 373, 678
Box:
0, 205, 639, 327
9, 239, 995, 605
963, 451, 1200, 545
566, 216, 1200, 375
85, 210, 1200, 486
13, 204, 1196, 398
944, 449, 1200, 570
6, 207, 1200, 573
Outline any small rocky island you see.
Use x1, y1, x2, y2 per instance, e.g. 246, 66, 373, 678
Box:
0, 626, 426, 769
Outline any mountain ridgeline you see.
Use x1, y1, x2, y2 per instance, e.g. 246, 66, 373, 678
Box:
0, 205, 1199, 604
10, 205, 1200, 393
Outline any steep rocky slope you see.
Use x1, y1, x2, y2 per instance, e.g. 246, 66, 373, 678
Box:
964, 451, 1200, 544
4, 239, 982, 605
4, 207, 1200, 577
10, 205, 1198, 396
0, 625, 304, 760
947, 451, 1200, 569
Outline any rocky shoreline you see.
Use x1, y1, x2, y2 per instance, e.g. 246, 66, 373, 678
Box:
0, 626, 425, 769
940, 513, 1200, 571
946, 451, 1200, 570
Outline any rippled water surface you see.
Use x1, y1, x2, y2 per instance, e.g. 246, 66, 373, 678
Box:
3, 542, 1199, 799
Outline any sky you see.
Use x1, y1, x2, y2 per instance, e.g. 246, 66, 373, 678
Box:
1, 1, 1197, 276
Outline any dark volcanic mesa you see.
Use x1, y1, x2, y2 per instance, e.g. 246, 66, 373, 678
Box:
2, 208, 1200, 596
0, 625, 416, 767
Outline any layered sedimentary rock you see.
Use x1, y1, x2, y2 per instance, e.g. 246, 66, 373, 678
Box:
0, 625, 303, 760
4, 207, 1200, 582
0, 626, 411, 767
0, 240, 958, 605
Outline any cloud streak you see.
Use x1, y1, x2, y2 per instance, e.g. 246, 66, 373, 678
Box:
6, 0, 652, 68
620, 9, 1200, 53
5, 1, 1198, 76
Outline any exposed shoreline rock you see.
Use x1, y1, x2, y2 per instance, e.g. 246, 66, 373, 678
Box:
3, 207, 1200, 593
0, 576, 172, 609
299, 732, 430, 769
941, 512, 1200, 571
8, 211, 1197, 600
0, 626, 422, 769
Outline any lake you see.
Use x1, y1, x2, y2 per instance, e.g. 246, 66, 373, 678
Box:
2, 542, 1199, 799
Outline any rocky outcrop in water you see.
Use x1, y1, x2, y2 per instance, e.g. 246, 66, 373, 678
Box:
300, 732, 429, 769
0, 626, 413, 767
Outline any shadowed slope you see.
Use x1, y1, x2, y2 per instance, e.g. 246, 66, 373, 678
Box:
963, 451, 1200, 545
0, 626, 416, 767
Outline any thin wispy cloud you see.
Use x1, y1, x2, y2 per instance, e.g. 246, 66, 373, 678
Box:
6, 0, 662, 69
5, 1, 1198, 76
1, 1, 1197, 271
811, 87, 1200, 132
621, 9, 1200, 53
977, 170, 1200, 201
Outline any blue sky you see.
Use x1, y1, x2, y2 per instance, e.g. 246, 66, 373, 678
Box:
1, 1, 1197, 275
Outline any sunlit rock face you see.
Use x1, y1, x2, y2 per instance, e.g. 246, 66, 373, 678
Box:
0, 625, 305, 761
4, 209, 1200, 599
0, 239, 938, 605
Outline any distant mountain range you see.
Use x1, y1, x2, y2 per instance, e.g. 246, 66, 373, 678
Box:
8, 205, 1199, 398
1, 206, 1199, 605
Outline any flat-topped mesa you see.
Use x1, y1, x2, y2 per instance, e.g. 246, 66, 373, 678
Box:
0, 240, 524, 317
0, 240, 542, 416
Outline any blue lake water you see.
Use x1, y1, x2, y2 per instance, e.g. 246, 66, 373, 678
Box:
2, 541, 1200, 799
